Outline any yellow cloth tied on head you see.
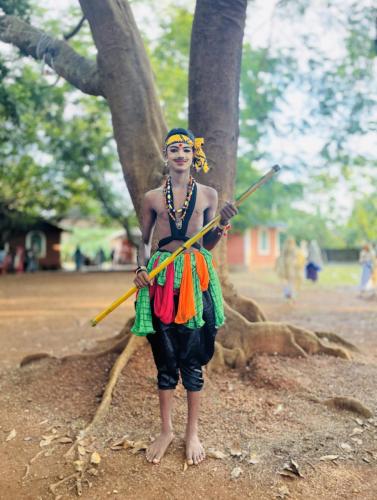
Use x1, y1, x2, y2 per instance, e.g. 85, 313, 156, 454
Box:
165, 134, 209, 173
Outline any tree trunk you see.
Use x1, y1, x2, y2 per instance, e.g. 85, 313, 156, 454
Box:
79, 0, 167, 220
188, 0, 266, 320
189, 0, 247, 276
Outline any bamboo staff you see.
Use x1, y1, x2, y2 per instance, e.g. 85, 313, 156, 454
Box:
91, 164, 281, 326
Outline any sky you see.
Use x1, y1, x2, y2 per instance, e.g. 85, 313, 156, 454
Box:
6, 0, 377, 222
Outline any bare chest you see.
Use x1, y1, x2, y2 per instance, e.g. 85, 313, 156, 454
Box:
152, 187, 208, 236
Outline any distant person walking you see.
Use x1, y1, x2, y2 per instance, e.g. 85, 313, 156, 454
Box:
95, 247, 106, 270
73, 245, 83, 272
14, 245, 25, 273
295, 240, 308, 290
276, 236, 298, 300
306, 240, 323, 282
358, 243, 375, 297
26, 246, 38, 273
1, 243, 12, 274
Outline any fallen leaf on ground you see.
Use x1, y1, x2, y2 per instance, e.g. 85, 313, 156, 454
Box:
90, 452, 101, 465
230, 446, 242, 458
278, 470, 297, 479
208, 449, 227, 460
351, 438, 362, 445
350, 428, 363, 437
6, 429, 16, 441
231, 466, 242, 479
110, 445, 124, 451
130, 441, 148, 454
110, 435, 131, 448
340, 443, 352, 453
40, 434, 58, 447
73, 460, 84, 472
44, 446, 55, 457
76, 478, 82, 496
274, 404, 284, 415
88, 468, 98, 476
276, 485, 290, 498
183, 461, 188, 472
58, 437, 73, 444
78, 445, 86, 456
319, 455, 339, 462
248, 453, 260, 465
278, 459, 303, 479
362, 457, 371, 464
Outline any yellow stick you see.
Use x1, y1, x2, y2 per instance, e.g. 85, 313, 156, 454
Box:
91, 164, 280, 326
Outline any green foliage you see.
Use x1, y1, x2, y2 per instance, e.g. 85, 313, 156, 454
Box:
344, 193, 377, 244
0, 58, 128, 233
279, 1, 376, 187
234, 44, 302, 230
0, 0, 30, 18
147, 6, 192, 127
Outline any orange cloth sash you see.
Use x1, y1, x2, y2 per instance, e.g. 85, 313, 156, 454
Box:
175, 251, 209, 324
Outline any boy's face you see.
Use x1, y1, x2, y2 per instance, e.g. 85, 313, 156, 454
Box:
166, 142, 194, 173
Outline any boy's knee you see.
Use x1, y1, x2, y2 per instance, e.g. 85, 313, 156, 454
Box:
181, 365, 203, 392
157, 368, 179, 390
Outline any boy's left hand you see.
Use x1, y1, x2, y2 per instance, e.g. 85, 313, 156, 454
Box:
220, 201, 238, 224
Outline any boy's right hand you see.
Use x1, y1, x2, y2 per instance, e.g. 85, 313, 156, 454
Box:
134, 271, 151, 289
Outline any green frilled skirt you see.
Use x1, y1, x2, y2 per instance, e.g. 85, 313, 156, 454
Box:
131, 247, 225, 336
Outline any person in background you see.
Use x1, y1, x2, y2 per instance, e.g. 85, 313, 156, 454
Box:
295, 240, 308, 291
1, 243, 12, 274
14, 245, 25, 273
276, 236, 298, 300
358, 243, 376, 297
95, 247, 106, 270
306, 240, 323, 282
73, 245, 83, 272
26, 245, 38, 272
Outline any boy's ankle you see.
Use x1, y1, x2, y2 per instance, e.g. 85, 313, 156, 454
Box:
185, 425, 198, 437
161, 426, 174, 435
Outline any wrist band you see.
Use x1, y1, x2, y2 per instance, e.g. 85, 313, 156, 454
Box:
135, 265, 147, 274
218, 221, 229, 230
216, 223, 231, 236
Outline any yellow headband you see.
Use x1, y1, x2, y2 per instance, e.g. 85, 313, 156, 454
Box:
165, 134, 209, 173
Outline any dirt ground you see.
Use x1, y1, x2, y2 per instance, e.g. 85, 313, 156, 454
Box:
0, 270, 377, 499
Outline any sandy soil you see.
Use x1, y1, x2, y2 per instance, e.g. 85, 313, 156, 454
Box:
0, 270, 376, 499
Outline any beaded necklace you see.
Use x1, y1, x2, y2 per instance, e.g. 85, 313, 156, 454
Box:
163, 175, 195, 230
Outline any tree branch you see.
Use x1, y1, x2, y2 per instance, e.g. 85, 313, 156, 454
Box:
0, 15, 104, 97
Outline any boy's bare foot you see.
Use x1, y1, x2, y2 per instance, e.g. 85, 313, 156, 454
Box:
185, 432, 205, 465
146, 431, 174, 464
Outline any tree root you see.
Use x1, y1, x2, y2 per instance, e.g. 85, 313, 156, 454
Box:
307, 395, 374, 418
221, 277, 266, 322
314, 331, 360, 352
19, 318, 135, 367
208, 303, 354, 372
322, 396, 373, 418
82, 334, 146, 435
49, 472, 80, 496
20, 352, 56, 367
60, 333, 130, 362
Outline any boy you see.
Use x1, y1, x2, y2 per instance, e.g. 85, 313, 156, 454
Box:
131, 128, 237, 465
